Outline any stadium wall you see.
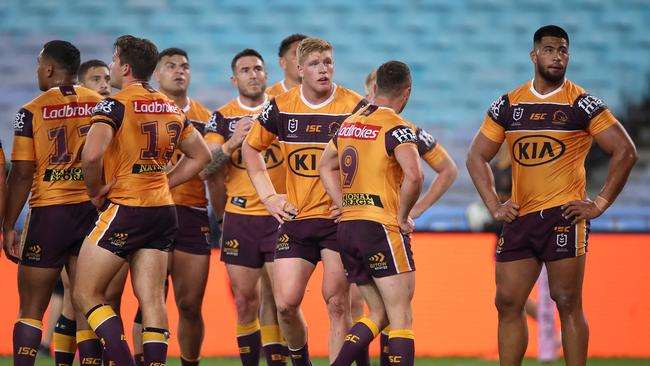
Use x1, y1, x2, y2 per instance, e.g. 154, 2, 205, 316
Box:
1, 233, 648, 357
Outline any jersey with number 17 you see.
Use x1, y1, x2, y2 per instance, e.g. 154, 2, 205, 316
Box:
11, 85, 103, 207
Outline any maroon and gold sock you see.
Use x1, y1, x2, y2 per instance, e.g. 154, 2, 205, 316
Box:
387, 329, 414, 366
237, 320, 261, 366
352, 316, 371, 366
143, 328, 169, 366
261, 325, 284, 366
13, 318, 43, 366
379, 326, 390, 366
53, 316, 77, 366
86, 304, 134, 366
77, 330, 102, 365
180, 355, 200, 366
331, 317, 379, 366
134, 353, 144, 366
288, 342, 312, 366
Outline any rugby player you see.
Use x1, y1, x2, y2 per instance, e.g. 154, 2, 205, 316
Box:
319, 60, 423, 366
266, 34, 308, 96
130, 47, 214, 366
73, 35, 211, 366
3, 40, 104, 366
466, 25, 637, 366
78, 60, 111, 97
242, 37, 367, 364
204, 48, 288, 366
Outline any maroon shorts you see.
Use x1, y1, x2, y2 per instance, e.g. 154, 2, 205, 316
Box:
275, 218, 339, 265
497, 205, 590, 262
87, 203, 178, 258
172, 205, 211, 255
221, 212, 279, 268
337, 220, 415, 284
20, 202, 97, 268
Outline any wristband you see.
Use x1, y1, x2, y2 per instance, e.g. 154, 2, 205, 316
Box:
261, 193, 277, 203
594, 195, 610, 212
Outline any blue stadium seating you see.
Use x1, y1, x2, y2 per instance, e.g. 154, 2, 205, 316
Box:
0, 0, 648, 231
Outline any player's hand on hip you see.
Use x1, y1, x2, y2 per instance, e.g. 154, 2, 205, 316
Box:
2, 229, 20, 263
90, 177, 116, 209
398, 216, 415, 234
230, 117, 254, 148
491, 200, 520, 223
328, 203, 342, 222
562, 199, 601, 225
263, 194, 298, 223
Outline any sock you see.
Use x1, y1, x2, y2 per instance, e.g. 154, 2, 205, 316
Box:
281, 340, 290, 366
54, 316, 77, 366
387, 329, 414, 366
134, 353, 144, 366
331, 317, 379, 366
288, 343, 311, 366
77, 330, 102, 366
261, 325, 284, 366
379, 326, 390, 366
237, 319, 261, 366
13, 318, 43, 366
352, 316, 371, 366
86, 304, 134, 366
180, 355, 200, 366
143, 328, 169, 366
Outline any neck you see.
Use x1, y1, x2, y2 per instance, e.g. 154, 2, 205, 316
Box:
301, 83, 335, 106
239, 93, 266, 108
532, 75, 564, 95
161, 89, 188, 109
373, 95, 401, 113
120, 75, 148, 90
283, 77, 300, 90
47, 74, 76, 89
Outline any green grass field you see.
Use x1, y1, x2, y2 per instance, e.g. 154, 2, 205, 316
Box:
3, 357, 649, 366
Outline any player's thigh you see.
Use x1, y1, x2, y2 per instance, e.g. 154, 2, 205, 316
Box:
17, 265, 62, 318
130, 248, 168, 304
74, 237, 127, 304
495, 257, 542, 309
320, 248, 349, 299
171, 250, 210, 304
357, 281, 386, 320
545, 255, 586, 302
272, 257, 315, 307
373, 271, 415, 313
226, 263, 262, 298
260, 262, 275, 300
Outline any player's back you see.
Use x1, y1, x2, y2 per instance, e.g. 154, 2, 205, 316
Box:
335, 104, 417, 228
12, 85, 102, 206
90, 82, 191, 207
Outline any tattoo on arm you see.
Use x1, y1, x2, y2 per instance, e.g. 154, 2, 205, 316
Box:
203, 147, 230, 176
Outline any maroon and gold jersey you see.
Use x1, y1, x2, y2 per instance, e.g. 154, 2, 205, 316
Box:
331, 105, 418, 229
404, 122, 449, 167
247, 85, 367, 220
169, 98, 212, 208
11, 85, 102, 207
480, 79, 617, 215
266, 80, 289, 97
205, 96, 286, 216
90, 83, 196, 207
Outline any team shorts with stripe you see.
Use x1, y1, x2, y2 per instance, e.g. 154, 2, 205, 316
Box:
87, 203, 178, 258
173, 205, 211, 255
337, 220, 415, 285
275, 218, 338, 265
497, 205, 589, 262
221, 211, 279, 268
20, 202, 97, 268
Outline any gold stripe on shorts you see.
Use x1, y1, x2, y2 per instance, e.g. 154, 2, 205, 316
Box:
87, 203, 119, 245
383, 225, 412, 273
576, 219, 587, 256
18, 208, 32, 259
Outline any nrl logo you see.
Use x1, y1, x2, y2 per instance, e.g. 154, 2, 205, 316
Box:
288, 118, 298, 133
513, 107, 524, 121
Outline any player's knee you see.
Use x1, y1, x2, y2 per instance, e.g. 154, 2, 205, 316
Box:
276, 300, 300, 320
176, 297, 202, 320
325, 293, 349, 320
233, 291, 258, 318
494, 291, 524, 315
550, 290, 581, 313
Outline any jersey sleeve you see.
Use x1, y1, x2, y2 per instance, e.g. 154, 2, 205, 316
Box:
480, 94, 509, 143
178, 117, 198, 143
574, 93, 617, 136
11, 107, 35, 161
247, 99, 280, 151
414, 127, 437, 156
90, 98, 126, 130
385, 125, 418, 156
204, 110, 227, 145
421, 144, 449, 166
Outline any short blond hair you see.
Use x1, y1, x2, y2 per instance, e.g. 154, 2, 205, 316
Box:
297, 37, 333, 65
364, 69, 377, 95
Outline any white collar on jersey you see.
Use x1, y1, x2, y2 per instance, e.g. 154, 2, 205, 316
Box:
237, 94, 268, 112
300, 83, 337, 109
182, 96, 191, 113
280, 79, 288, 92
529, 78, 566, 99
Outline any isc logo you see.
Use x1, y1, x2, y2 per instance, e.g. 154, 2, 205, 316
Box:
17, 347, 37, 356
512, 135, 566, 167
306, 124, 321, 133
288, 147, 324, 177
